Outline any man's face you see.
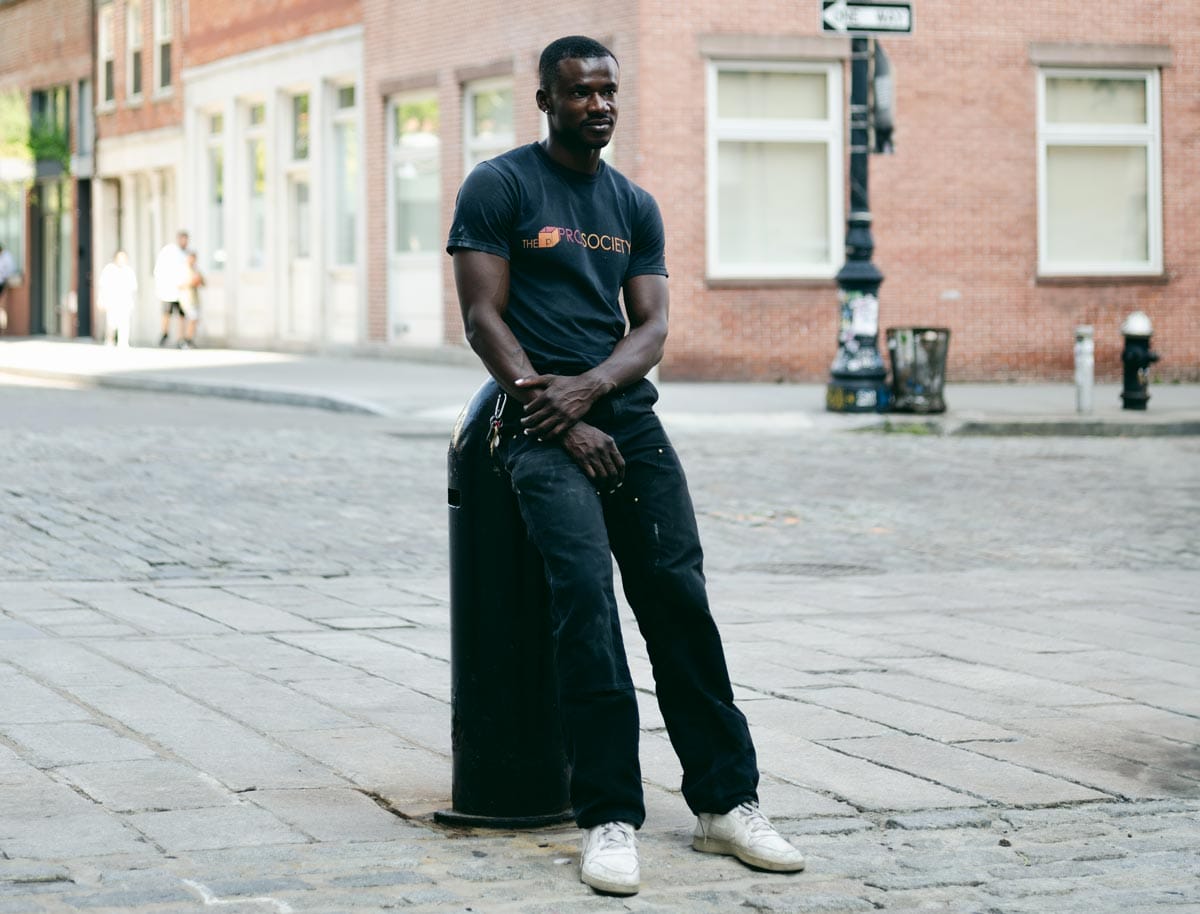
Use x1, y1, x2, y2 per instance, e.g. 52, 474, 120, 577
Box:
539, 56, 619, 151
177, 233, 189, 249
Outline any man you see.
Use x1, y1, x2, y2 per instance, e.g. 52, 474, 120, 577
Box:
0, 241, 15, 333
97, 250, 137, 347
447, 35, 804, 896
153, 230, 189, 347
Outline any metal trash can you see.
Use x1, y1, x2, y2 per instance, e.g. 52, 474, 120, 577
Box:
436, 378, 572, 828
886, 327, 950, 414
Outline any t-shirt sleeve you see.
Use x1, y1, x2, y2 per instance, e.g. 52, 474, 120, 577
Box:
624, 192, 669, 281
446, 163, 517, 260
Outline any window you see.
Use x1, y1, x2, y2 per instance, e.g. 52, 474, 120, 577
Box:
1037, 69, 1161, 275
207, 113, 225, 270
464, 79, 513, 171
291, 93, 309, 161
706, 62, 843, 280
30, 85, 70, 155
127, 1, 143, 100
154, 0, 173, 91
331, 84, 358, 265
391, 95, 440, 255
0, 181, 23, 269
98, 5, 114, 105
77, 79, 93, 157
245, 103, 266, 269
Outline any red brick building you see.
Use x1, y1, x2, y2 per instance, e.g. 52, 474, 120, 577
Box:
362, 1, 1199, 381
0, 0, 94, 338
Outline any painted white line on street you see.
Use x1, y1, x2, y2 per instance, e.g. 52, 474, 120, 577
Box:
182, 879, 295, 913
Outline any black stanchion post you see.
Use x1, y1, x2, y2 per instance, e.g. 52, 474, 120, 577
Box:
436, 379, 572, 828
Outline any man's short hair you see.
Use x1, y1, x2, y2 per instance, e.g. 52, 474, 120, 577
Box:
539, 36, 617, 91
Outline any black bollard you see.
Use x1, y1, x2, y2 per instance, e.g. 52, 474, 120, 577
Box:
435, 379, 572, 828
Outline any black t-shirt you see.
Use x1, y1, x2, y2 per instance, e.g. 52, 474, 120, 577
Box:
446, 143, 668, 375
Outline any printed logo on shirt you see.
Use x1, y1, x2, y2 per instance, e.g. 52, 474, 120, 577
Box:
523, 225, 630, 255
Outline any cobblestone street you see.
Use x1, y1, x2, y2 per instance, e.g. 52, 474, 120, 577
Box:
1, 377, 1198, 912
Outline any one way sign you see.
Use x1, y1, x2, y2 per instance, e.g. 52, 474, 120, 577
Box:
822, 0, 913, 35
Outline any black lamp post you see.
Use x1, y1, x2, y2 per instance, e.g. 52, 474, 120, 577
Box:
826, 37, 890, 412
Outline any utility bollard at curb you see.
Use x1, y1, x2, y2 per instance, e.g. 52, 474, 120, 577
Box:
436, 379, 572, 829
1120, 311, 1159, 411
1074, 325, 1094, 414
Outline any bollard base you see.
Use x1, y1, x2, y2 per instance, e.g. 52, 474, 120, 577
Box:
433, 807, 575, 829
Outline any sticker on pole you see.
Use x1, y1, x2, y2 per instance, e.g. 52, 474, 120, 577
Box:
822, 0, 913, 34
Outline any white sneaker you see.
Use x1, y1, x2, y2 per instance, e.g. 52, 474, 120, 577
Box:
693, 801, 806, 872
580, 821, 640, 895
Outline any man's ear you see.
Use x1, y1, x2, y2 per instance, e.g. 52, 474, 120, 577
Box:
535, 88, 549, 113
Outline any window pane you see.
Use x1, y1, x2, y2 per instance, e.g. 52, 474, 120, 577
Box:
1046, 144, 1148, 263
249, 103, 265, 126
131, 51, 142, 96
394, 98, 439, 147
394, 157, 440, 254
337, 85, 356, 109
471, 88, 512, 140
292, 94, 309, 159
717, 141, 829, 266
334, 121, 358, 264
159, 42, 171, 87
717, 71, 826, 120
290, 179, 310, 258
210, 113, 223, 135
208, 145, 225, 270
1045, 77, 1146, 125
128, 3, 142, 48
247, 138, 265, 267
104, 61, 114, 102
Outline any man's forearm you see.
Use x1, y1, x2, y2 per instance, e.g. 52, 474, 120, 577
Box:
579, 318, 667, 397
463, 305, 540, 404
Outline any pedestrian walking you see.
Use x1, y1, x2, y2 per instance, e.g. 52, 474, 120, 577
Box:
447, 35, 805, 897
154, 230, 190, 346
0, 241, 15, 333
97, 250, 137, 348
178, 250, 205, 349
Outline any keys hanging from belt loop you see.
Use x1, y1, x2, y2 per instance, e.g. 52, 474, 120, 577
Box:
488, 391, 507, 458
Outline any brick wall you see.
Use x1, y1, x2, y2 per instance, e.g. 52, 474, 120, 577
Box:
641, 0, 1199, 381
94, 0, 183, 140
186, 0, 361, 68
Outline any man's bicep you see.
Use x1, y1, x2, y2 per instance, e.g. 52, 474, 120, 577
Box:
453, 249, 510, 317
623, 273, 669, 330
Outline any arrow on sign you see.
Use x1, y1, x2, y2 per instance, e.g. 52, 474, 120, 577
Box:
822, 0, 913, 34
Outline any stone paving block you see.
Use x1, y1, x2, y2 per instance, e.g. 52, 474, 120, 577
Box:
884, 808, 998, 830
319, 616, 417, 630
278, 632, 450, 701
885, 656, 1118, 707
76, 682, 345, 791
18, 608, 110, 627
0, 584, 81, 612
279, 727, 450, 803
1074, 701, 1200, 744
1, 721, 157, 767
838, 670, 1048, 724
0, 810, 149, 859
1083, 678, 1200, 717
0, 619, 47, 641
351, 702, 452, 757
188, 634, 364, 681
822, 734, 1109, 805
800, 686, 1016, 743
59, 759, 238, 812
0, 641, 145, 689
246, 787, 409, 842
1002, 714, 1200, 781
54, 585, 230, 635
731, 640, 879, 675
0, 775, 97, 819
763, 739, 979, 811
367, 626, 450, 660
147, 586, 323, 634
86, 638, 226, 671
743, 697, 892, 740
126, 803, 309, 852
153, 666, 359, 733
0, 671, 92, 724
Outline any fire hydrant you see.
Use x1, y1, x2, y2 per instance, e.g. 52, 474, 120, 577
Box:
1120, 311, 1159, 410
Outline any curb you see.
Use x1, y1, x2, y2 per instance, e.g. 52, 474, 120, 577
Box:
867, 417, 1200, 437
0, 366, 388, 417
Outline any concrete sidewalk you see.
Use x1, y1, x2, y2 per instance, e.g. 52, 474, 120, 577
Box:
2, 337, 1198, 435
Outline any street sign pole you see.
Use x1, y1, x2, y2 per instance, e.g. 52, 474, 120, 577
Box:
826, 35, 889, 412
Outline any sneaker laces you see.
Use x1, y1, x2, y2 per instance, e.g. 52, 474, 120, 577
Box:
594, 821, 636, 851
734, 801, 778, 839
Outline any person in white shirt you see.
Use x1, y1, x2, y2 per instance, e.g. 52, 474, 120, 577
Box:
0, 241, 16, 333
98, 250, 138, 347
153, 230, 190, 346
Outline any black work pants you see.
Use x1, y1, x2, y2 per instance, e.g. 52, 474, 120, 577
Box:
495, 379, 758, 828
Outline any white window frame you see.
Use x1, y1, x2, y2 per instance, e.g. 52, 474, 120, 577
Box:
388, 91, 442, 258
153, 0, 173, 94
205, 112, 226, 271
97, 4, 115, 108
330, 82, 359, 267
126, 1, 143, 102
244, 101, 267, 271
463, 77, 514, 174
1036, 67, 1162, 277
705, 59, 844, 280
